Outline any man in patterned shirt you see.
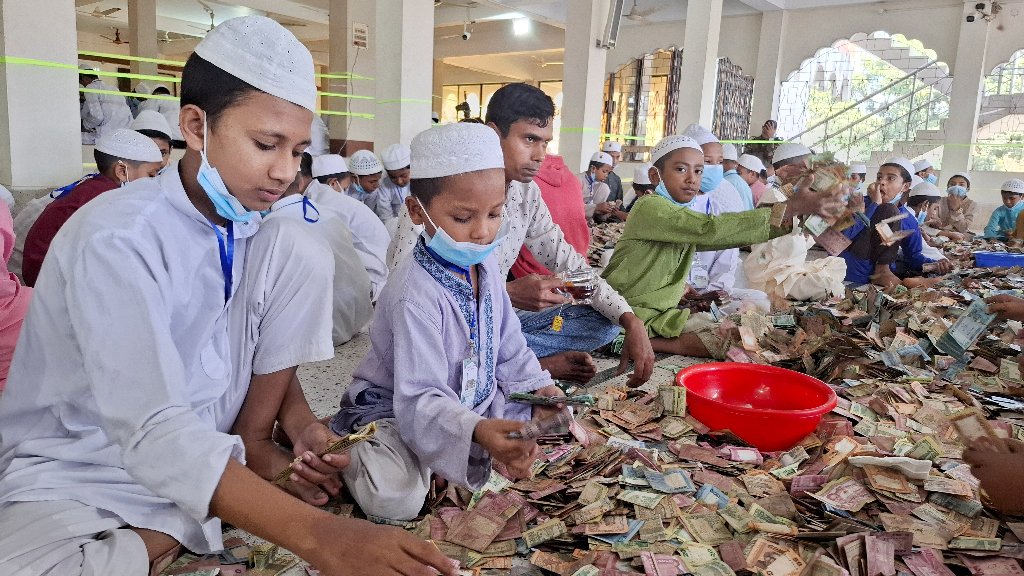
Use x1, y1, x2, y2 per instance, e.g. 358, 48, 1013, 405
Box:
389, 83, 655, 386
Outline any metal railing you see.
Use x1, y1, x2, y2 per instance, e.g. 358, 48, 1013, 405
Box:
790, 59, 940, 146
795, 64, 951, 162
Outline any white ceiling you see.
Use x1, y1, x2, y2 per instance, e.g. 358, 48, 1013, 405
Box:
73, 0, 886, 76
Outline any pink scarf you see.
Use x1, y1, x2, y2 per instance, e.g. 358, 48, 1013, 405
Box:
0, 203, 31, 391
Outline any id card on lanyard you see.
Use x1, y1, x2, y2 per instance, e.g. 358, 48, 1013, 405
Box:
424, 245, 482, 408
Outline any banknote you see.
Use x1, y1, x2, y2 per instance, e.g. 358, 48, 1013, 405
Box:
658, 385, 687, 417
272, 422, 377, 485
681, 512, 733, 545
522, 518, 567, 548
644, 467, 696, 494
935, 300, 996, 358
509, 411, 573, 440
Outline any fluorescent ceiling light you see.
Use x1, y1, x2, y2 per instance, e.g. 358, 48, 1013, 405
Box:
513, 18, 530, 35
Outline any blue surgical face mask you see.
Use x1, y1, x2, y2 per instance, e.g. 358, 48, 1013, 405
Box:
917, 210, 927, 225
926, 174, 937, 185
700, 164, 724, 193
353, 178, 367, 196
197, 112, 260, 223
948, 185, 968, 198
416, 198, 506, 267
888, 191, 903, 205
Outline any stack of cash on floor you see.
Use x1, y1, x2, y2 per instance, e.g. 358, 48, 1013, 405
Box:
163, 271, 1024, 575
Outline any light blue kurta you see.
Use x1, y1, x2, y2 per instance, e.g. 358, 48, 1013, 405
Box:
332, 240, 551, 488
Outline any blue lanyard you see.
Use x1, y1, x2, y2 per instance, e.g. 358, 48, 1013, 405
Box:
424, 244, 478, 353
209, 221, 234, 303
275, 196, 320, 223
51, 173, 97, 200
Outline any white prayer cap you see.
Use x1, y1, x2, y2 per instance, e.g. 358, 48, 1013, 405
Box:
348, 150, 383, 176
849, 162, 867, 174
650, 135, 702, 165
312, 154, 348, 178
737, 154, 765, 173
633, 163, 653, 185
681, 123, 719, 146
602, 141, 622, 153
78, 64, 99, 73
95, 128, 163, 163
381, 143, 411, 171
772, 142, 812, 164
410, 122, 505, 179
1001, 178, 1024, 194
722, 143, 738, 162
913, 159, 932, 173
194, 15, 316, 112
949, 171, 971, 185
134, 81, 153, 95
911, 175, 923, 189
431, 112, 440, 122
882, 157, 915, 179
131, 110, 173, 140
590, 151, 613, 166
909, 181, 942, 198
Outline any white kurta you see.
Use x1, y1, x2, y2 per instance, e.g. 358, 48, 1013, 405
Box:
306, 115, 330, 156
388, 180, 633, 324
577, 172, 611, 219
266, 194, 373, 345
137, 97, 183, 141
80, 79, 133, 144
372, 175, 409, 223
0, 164, 334, 554
304, 181, 390, 301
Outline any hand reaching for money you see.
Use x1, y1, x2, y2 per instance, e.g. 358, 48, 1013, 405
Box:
985, 294, 1024, 322
287, 422, 350, 506
530, 384, 566, 421
309, 517, 460, 576
964, 438, 1024, 515
473, 418, 540, 479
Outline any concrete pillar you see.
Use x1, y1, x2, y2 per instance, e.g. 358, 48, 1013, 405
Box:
676, 0, 723, 129
375, 0, 433, 146
750, 10, 787, 135
328, 0, 376, 153
0, 0, 81, 189
561, 0, 609, 173
432, 58, 444, 119
939, 2, 991, 173
127, 0, 158, 79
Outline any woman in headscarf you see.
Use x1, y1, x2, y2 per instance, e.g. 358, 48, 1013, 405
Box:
0, 202, 32, 392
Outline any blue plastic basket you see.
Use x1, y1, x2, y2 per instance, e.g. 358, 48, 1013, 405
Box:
974, 251, 1024, 267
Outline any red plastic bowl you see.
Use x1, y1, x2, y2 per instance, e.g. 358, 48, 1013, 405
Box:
675, 363, 838, 452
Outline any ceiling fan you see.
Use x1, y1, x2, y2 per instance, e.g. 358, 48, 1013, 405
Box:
624, 0, 656, 22
78, 5, 120, 19
188, 0, 216, 34
101, 27, 128, 44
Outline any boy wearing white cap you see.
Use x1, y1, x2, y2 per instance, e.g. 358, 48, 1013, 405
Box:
307, 153, 391, 301
330, 123, 564, 521
374, 143, 413, 223
984, 178, 1024, 240
913, 159, 938, 185
347, 149, 384, 205
0, 16, 455, 576
737, 154, 766, 204
721, 142, 754, 210
391, 83, 655, 387
682, 124, 746, 212
892, 181, 953, 280
264, 152, 373, 345
848, 162, 867, 193
602, 140, 625, 203
138, 83, 184, 144
579, 151, 614, 219
602, 135, 845, 358
79, 66, 134, 144
131, 109, 173, 168
22, 129, 163, 286
840, 158, 914, 287
623, 162, 656, 212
